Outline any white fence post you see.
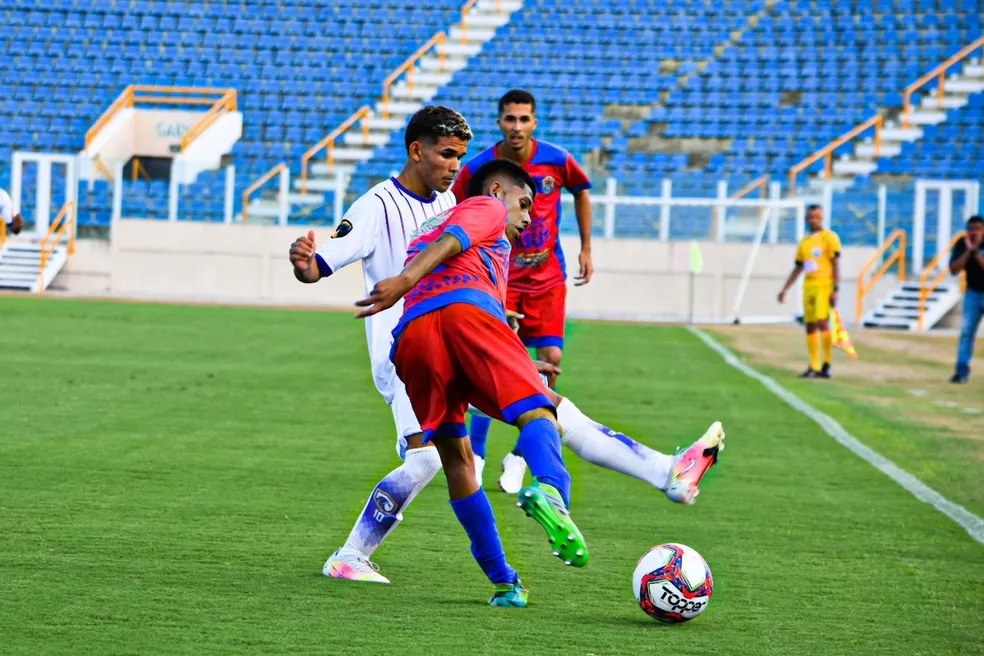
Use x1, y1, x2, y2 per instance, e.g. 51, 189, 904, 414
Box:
602, 176, 617, 238
659, 178, 672, 241
223, 164, 235, 224
714, 180, 728, 243
278, 166, 289, 227
768, 181, 781, 244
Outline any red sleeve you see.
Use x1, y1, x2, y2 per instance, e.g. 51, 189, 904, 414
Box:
451, 166, 472, 203
563, 154, 591, 194
442, 197, 506, 251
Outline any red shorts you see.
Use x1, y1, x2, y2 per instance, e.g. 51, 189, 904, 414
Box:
392, 304, 554, 441
506, 283, 567, 349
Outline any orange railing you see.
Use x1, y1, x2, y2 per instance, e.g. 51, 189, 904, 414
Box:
856, 228, 907, 324
300, 105, 371, 194
732, 174, 770, 200
788, 114, 883, 196
181, 88, 237, 151
39, 200, 76, 292
460, 0, 501, 44
84, 86, 237, 152
903, 36, 984, 129
0, 215, 6, 252
917, 231, 966, 330
241, 162, 286, 224
382, 31, 446, 118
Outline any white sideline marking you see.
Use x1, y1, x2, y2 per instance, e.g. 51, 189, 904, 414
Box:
688, 327, 984, 546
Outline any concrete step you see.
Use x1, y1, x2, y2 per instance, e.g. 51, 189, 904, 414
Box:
855, 141, 902, 158
310, 147, 374, 165
462, 12, 512, 28
442, 42, 483, 57
874, 307, 920, 319
805, 177, 854, 191
309, 162, 357, 176
907, 109, 947, 125
410, 71, 455, 86
919, 94, 968, 110
476, 0, 521, 10
297, 176, 350, 192
881, 126, 922, 142
418, 55, 468, 72
245, 201, 283, 218
390, 82, 440, 101
863, 318, 914, 330
831, 159, 877, 175
367, 116, 409, 132
0, 268, 40, 280
342, 131, 389, 147
448, 25, 497, 42
947, 79, 984, 94
377, 99, 422, 116
288, 192, 324, 204
964, 63, 983, 77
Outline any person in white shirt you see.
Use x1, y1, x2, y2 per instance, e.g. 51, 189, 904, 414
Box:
0, 188, 24, 235
289, 106, 725, 585
290, 106, 468, 583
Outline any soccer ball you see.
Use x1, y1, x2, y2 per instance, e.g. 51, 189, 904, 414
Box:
632, 543, 713, 623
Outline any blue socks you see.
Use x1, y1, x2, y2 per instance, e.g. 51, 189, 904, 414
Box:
450, 489, 516, 585
515, 417, 571, 507
469, 413, 492, 459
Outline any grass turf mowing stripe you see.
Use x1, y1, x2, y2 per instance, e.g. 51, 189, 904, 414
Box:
689, 326, 984, 547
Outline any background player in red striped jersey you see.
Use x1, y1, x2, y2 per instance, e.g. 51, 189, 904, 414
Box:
451, 89, 596, 491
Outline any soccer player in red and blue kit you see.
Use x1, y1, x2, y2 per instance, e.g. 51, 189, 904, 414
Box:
356, 159, 588, 608
451, 89, 595, 491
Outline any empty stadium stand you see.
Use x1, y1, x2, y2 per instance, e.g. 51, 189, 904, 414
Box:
0, 0, 981, 242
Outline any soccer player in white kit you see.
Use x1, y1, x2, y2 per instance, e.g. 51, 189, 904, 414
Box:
289, 106, 725, 584
0, 187, 25, 236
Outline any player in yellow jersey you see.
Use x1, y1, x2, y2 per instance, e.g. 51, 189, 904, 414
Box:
777, 204, 842, 378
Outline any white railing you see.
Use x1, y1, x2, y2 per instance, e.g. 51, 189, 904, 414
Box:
560, 177, 805, 243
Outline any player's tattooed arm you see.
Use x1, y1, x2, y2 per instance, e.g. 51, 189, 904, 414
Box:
355, 233, 464, 318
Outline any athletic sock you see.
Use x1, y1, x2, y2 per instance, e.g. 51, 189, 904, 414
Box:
806, 332, 821, 371
469, 412, 492, 459
449, 489, 517, 584
556, 397, 673, 489
340, 446, 442, 558
821, 329, 833, 367
515, 417, 571, 507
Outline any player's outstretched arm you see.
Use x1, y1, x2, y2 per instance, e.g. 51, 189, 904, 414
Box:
355, 233, 464, 318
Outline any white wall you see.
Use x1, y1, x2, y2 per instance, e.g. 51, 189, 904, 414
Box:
59, 219, 891, 323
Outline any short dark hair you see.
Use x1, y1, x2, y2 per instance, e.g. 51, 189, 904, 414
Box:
465, 159, 537, 201
498, 89, 536, 115
806, 204, 822, 213
967, 215, 984, 227
404, 106, 473, 152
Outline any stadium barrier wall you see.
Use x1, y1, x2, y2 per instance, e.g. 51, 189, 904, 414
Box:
55, 220, 894, 324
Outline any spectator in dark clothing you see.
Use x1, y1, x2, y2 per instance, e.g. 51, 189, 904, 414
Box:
949, 215, 984, 384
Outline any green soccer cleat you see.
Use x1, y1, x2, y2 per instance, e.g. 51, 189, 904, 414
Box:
517, 482, 589, 567
489, 578, 529, 608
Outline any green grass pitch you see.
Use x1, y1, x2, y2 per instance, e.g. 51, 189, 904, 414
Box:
1, 297, 982, 655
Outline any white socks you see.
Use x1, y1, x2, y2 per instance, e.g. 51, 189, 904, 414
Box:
556, 397, 673, 490
340, 445, 442, 559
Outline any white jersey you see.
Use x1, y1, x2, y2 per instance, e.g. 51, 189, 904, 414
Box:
315, 177, 456, 433
0, 188, 13, 224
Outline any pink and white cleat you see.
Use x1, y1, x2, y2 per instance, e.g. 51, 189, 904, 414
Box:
664, 421, 725, 505
323, 548, 390, 584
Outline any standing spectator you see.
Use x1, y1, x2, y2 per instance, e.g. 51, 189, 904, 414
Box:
949, 215, 984, 384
